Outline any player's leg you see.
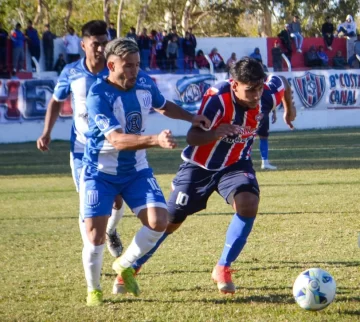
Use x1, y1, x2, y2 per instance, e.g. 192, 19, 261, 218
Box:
111, 168, 167, 296
112, 163, 214, 295
79, 167, 117, 306
213, 164, 260, 294
257, 115, 277, 170
106, 194, 125, 257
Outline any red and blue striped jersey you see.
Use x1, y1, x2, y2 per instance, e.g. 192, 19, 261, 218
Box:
182, 75, 285, 170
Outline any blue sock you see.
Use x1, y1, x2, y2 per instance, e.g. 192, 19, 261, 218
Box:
218, 214, 256, 267
259, 138, 268, 160
131, 232, 170, 270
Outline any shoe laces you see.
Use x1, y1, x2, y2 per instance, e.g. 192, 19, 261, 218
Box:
217, 266, 236, 283
107, 230, 121, 247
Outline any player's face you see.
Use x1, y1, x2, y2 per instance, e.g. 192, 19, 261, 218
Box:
81, 35, 108, 65
108, 52, 140, 90
232, 80, 263, 109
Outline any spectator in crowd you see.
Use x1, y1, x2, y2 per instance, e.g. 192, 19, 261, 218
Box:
108, 22, 117, 40
168, 26, 180, 45
0, 22, 8, 72
278, 24, 292, 63
166, 35, 178, 73
290, 15, 303, 53
53, 53, 66, 75
250, 47, 263, 64
63, 27, 81, 63
11, 23, 25, 72
305, 45, 322, 67
226, 52, 237, 71
42, 24, 56, 71
155, 29, 165, 70
195, 49, 210, 69
337, 15, 356, 39
126, 27, 137, 41
149, 30, 158, 69
138, 28, 151, 70
272, 41, 283, 71
317, 45, 329, 67
322, 16, 334, 51
209, 47, 226, 71
187, 27, 197, 48
25, 20, 41, 71
182, 31, 196, 72
333, 50, 348, 69
348, 34, 360, 67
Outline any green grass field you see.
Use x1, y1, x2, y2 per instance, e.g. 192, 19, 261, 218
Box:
0, 128, 359, 322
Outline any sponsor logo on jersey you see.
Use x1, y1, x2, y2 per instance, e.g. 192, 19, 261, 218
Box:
95, 114, 110, 131
255, 113, 264, 121
126, 111, 142, 134
294, 72, 325, 108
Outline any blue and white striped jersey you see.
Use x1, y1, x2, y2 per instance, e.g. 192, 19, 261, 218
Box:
83, 71, 166, 176
53, 58, 108, 153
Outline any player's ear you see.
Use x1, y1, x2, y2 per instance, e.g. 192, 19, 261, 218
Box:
80, 40, 86, 52
107, 60, 115, 72
231, 80, 238, 92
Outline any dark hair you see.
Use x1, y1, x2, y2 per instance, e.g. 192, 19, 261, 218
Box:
82, 20, 107, 38
15, 23, 21, 28
230, 57, 266, 84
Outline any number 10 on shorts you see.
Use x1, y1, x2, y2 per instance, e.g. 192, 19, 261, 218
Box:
176, 191, 189, 206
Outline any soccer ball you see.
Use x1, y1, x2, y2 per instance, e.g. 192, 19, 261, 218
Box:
293, 268, 336, 311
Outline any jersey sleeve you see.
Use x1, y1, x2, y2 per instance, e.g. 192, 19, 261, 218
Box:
149, 77, 166, 109
53, 67, 71, 101
87, 92, 121, 137
197, 91, 224, 130
264, 75, 285, 109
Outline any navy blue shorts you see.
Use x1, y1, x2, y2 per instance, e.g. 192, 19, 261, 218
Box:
167, 161, 260, 224
256, 113, 270, 137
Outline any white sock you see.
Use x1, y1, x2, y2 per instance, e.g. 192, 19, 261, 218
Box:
119, 226, 164, 268
82, 243, 105, 292
106, 204, 125, 234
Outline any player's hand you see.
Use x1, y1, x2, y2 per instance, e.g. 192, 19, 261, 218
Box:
271, 111, 277, 124
37, 133, 51, 151
283, 108, 296, 130
213, 124, 241, 139
191, 114, 211, 130
157, 129, 177, 149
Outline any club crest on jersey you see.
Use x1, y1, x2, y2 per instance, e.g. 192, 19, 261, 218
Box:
294, 72, 325, 108
95, 114, 110, 131
86, 190, 99, 207
126, 111, 142, 134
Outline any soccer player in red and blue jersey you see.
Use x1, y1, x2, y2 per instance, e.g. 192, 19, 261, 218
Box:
121, 57, 295, 295
258, 74, 293, 169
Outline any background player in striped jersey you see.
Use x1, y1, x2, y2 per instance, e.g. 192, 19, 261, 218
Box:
81, 37, 210, 305
36, 21, 125, 259
122, 57, 296, 295
258, 74, 294, 170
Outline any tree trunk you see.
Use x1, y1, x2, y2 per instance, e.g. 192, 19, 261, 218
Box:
64, 0, 73, 31
136, 0, 153, 34
117, 0, 125, 37
257, 2, 272, 37
103, 0, 111, 26
33, 0, 42, 25
181, 0, 196, 36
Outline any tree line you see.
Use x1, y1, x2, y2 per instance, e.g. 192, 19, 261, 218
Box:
0, 0, 359, 38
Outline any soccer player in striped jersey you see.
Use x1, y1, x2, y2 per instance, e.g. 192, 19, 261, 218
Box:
123, 57, 296, 295
257, 74, 292, 170
36, 21, 125, 261
80, 37, 210, 305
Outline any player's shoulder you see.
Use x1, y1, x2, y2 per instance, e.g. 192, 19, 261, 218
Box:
59, 58, 85, 79
206, 80, 231, 97
88, 77, 108, 96
136, 70, 156, 88
264, 74, 284, 90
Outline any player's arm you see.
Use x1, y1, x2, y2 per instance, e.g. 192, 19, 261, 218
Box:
36, 98, 62, 151
106, 129, 176, 151
186, 124, 241, 146
278, 75, 296, 129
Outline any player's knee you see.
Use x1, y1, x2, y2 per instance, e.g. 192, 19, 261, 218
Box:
112, 195, 123, 210
86, 231, 106, 246
147, 208, 168, 232
234, 192, 259, 218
